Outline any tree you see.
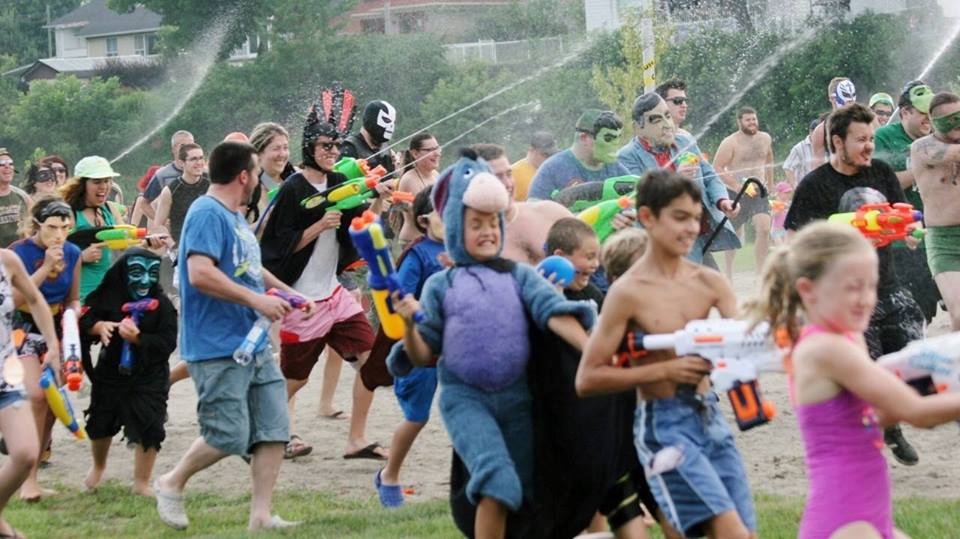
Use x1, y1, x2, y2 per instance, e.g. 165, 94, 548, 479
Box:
0, 1, 82, 64
468, 0, 585, 42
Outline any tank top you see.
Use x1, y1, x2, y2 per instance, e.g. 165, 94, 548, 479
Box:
168, 175, 210, 242
75, 205, 116, 302
0, 259, 19, 393
794, 324, 892, 539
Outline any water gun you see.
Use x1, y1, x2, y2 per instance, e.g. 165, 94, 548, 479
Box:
234, 288, 309, 364
769, 199, 787, 214
391, 191, 415, 205
551, 175, 639, 212
300, 158, 388, 211
349, 211, 423, 339
61, 308, 82, 391
676, 151, 700, 169
577, 196, 633, 243
618, 319, 784, 431
828, 202, 925, 248
39, 365, 86, 439
878, 331, 960, 395
67, 225, 152, 250
118, 298, 159, 375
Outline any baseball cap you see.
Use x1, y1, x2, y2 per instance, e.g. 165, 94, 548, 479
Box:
530, 131, 557, 156
869, 92, 894, 108
74, 156, 120, 179
901, 81, 934, 114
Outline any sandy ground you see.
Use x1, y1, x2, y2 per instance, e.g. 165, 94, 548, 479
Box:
24, 270, 960, 503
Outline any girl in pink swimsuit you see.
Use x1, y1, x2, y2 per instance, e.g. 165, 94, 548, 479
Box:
745, 221, 960, 539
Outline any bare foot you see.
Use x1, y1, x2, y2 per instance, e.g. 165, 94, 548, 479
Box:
19, 484, 57, 502
0, 519, 24, 539
131, 484, 155, 497
83, 467, 105, 492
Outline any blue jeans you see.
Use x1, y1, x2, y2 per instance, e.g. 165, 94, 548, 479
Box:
634, 393, 756, 537
438, 362, 533, 511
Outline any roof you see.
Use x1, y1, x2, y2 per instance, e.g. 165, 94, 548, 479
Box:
47, 0, 161, 37
349, 0, 508, 17
20, 55, 157, 80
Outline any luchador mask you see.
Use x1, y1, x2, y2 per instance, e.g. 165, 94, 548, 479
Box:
638, 99, 676, 149
834, 80, 857, 106
363, 101, 396, 144
593, 127, 623, 164
126, 255, 160, 300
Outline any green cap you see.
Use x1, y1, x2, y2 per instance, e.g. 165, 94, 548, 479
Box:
905, 83, 934, 114
869, 92, 894, 108
74, 156, 120, 179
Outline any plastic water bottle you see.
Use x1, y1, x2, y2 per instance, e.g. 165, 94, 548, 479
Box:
233, 316, 271, 365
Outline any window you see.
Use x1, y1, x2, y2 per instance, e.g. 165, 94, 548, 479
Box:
134, 34, 145, 56
361, 18, 385, 33
397, 12, 425, 33
106, 36, 118, 57
146, 34, 158, 55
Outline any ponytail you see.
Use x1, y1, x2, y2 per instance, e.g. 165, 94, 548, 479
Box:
744, 246, 802, 341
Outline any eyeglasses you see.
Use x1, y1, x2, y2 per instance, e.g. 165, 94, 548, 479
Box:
36, 201, 72, 222
874, 110, 892, 117
317, 142, 339, 152
668, 97, 688, 105
36, 170, 55, 182
0, 160, 13, 167
51, 166, 67, 174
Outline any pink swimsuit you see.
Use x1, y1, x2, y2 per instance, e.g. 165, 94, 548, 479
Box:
794, 324, 893, 539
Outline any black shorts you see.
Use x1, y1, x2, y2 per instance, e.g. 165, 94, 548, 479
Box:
85, 381, 169, 451
727, 187, 770, 229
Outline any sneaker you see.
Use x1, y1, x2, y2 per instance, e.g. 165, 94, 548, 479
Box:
884, 426, 919, 465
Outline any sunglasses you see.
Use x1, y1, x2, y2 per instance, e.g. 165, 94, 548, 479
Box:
36, 201, 72, 222
874, 110, 892, 117
668, 97, 688, 105
0, 160, 13, 167
317, 142, 339, 152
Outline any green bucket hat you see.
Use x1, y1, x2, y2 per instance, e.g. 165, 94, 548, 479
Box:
74, 156, 120, 179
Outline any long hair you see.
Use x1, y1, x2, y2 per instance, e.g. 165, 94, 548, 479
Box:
744, 221, 872, 341
59, 176, 91, 211
401, 132, 437, 174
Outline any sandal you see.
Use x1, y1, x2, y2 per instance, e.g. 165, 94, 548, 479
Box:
283, 435, 313, 459
374, 468, 404, 508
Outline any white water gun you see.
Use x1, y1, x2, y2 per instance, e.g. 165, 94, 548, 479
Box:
878, 332, 960, 394
619, 319, 785, 430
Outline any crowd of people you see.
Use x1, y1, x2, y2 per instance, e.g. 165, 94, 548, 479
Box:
0, 71, 956, 539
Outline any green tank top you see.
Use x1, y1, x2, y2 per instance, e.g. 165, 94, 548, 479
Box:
75, 205, 116, 302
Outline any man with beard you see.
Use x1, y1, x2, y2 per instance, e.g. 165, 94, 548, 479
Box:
712, 106, 774, 278
875, 81, 940, 323
785, 103, 925, 466
527, 110, 630, 200
618, 93, 740, 265
340, 100, 398, 177
911, 92, 960, 330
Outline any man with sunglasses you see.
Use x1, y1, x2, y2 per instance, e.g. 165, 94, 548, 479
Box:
870, 93, 895, 127
875, 81, 941, 325
656, 78, 691, 136
0, 148, 31, 248
527, 110, 630, 201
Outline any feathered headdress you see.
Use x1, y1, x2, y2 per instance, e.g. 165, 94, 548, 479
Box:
302, 82, 357, 170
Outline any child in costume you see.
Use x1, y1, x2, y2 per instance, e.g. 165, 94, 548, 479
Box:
392, 150, 595, 537
745, 221, 960, 539
80, 248, 177, 495
375, 186, 445, 508
577, 170, 756, 538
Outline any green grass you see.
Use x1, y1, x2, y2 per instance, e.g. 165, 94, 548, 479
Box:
6, 485, 960, 538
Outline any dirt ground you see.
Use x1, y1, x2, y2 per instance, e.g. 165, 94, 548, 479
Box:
29, 270, 960, 503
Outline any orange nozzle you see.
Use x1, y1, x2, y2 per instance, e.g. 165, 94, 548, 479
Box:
350, 217, 365, 231
617, 197, 631, 209
762, 400, 776, 419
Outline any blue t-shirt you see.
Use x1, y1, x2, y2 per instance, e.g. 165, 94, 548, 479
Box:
10, 238, 81, 305
527, 149, 630, 200
397, 238, 445, 299
178, 195, 265, 361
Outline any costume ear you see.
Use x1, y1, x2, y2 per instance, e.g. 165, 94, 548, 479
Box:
319, 82, 357, 138
433, 167, 454, 216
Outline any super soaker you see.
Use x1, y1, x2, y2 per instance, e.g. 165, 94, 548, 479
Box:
828, 202, 924, 247
577, 196, 633, 243
40, 366, 86, 439
676, 151, 700, 168
349, 211, 423, 339
61, 308, 83, 391
301, 158, 387, 211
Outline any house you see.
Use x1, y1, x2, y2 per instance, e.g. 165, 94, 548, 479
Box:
46, 0, 162, 59
343, 0, 509, 40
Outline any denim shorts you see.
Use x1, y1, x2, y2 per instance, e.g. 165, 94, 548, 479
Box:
0, 389, 24, 411
634, 393, 756, 537
186, 351, 289, 456
394, 366, 438, 423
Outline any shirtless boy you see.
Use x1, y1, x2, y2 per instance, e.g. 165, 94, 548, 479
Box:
713, 106, 774, 278
576, 169, 757, 539
911, 91, 960, 329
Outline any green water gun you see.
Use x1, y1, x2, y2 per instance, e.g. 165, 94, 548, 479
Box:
577, 195, 634, 243
300, 157, 388, 211
551, 175, 639, 212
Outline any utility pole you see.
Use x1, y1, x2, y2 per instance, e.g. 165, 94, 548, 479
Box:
640, 0, 656, 93
46, 3, 53, 58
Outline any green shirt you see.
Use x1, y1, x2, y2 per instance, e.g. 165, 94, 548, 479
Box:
874, 122, 921, 210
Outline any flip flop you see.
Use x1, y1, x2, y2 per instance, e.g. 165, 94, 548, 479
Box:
343, 443, 388, 461
374, 468, 404, 508
284, 435, 313, 459
154, 479, 188, 530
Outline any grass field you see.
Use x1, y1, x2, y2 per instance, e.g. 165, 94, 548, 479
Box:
7, 483, 960, 538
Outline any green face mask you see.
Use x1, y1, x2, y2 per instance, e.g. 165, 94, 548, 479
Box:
933, 109, 960, 135
592, 127, 623, 164
126, 256, 160, 300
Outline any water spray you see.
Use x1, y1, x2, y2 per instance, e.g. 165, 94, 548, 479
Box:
888, 17, 960, 125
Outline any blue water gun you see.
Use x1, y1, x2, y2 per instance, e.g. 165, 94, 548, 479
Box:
118, 298, 159, 375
